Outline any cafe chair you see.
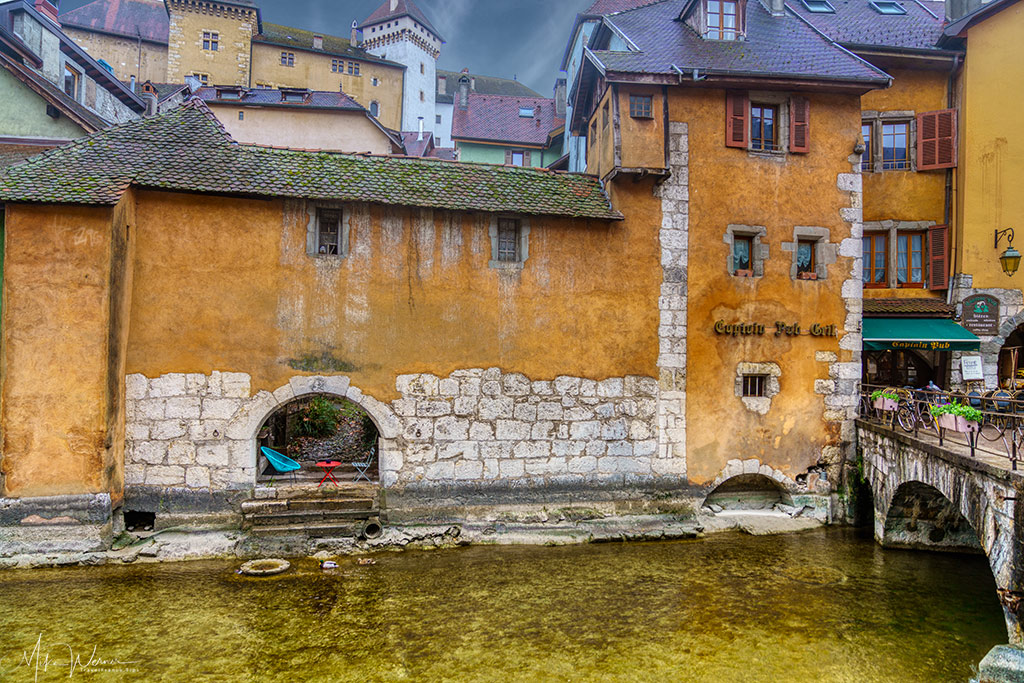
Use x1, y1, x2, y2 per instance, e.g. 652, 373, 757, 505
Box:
261, 446, 301, 484
352, 445, 377, 483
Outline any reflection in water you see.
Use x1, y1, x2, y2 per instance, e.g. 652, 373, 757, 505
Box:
0, 527, 1005, 682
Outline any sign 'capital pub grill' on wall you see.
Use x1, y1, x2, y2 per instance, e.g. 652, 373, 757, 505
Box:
713, 320, 839, 338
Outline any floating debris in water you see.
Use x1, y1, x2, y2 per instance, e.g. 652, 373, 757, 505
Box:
238, 558, 291, 576
357, 558, 376, 566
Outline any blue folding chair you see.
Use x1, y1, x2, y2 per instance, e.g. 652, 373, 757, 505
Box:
352, 445, 377, 483
261, 446, 301, 484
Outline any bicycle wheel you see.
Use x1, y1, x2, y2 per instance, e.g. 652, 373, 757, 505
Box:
896, 404, 917, 432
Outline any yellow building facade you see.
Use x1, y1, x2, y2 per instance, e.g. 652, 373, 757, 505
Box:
62, 27, 169, 83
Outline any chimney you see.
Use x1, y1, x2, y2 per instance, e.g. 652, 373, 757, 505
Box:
143, 91, 157, 116
350, 20, 359, 46
458, 75, 469, 110
770, 0, 785, 16
130, 74, 136, 90
313, 34, 323, 50
554, 77, 566, 118
417, 116, 424, 141
34, 0, 59, 23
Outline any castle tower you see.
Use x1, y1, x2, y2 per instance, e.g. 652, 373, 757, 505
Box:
357, 0, 443, 131
165, 0, 261, 87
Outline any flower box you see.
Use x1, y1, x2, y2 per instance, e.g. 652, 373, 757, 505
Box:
734, 269, 753, 277
873, 397, 897, 411
798, 271, 818, 280
937, 413, 979, 433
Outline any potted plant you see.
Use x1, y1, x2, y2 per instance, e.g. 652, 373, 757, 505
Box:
798, 271, 818, 280
871, 389, 899, 412
929, 402, 983, 433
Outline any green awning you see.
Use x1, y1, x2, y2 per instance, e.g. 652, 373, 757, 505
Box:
863, 317, 981, 352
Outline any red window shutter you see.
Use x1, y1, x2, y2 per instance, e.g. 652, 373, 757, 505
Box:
917, 109, 957, 170
928, 224, 949, 290
789, 96, 810, 153
725, 91, 748, 148
523, 150, 531, 166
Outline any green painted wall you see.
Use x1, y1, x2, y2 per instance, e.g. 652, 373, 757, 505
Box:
456, 141, 559, 168
0, 68, 87, 139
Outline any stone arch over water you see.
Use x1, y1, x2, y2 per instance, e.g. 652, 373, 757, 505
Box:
862, 435, 1024, 645
703, 473, 794, 510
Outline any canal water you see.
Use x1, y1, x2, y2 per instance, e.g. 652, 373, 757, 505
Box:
0, 527, 1005, 682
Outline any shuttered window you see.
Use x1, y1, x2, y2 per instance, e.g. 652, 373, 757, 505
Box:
928, 224, 949, 290
917, 109, 957, 170
725, 91, 749, 148
505, 150, 530, 166
789, 96, 810, 153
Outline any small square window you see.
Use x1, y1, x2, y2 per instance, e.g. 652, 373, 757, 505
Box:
203, 31, 219, 51
733, 235, 753, 274
420, 63, 425, 74
372, 77, 379, 86
742, 375, 767, 397
510, 151, 525, 167
800, 0, 835, 11
238, 111, 244, 120
519, 107, 534, 118
497, 218, 520, 262
281, 52, 295, 67
189, 72, 209, 85
353, 63, 360, 76
629, 95, 652, 118
420, 90, 425, 102
317, 209, 342, 255
797, 239, 816, 277
436, 114, 442, 124
332, 59, 342, 73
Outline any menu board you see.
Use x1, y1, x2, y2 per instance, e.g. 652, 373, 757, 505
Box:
962, 294, 1000, 336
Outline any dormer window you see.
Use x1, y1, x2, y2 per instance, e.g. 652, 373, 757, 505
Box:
800, 0, 835, 11
519, 107, 534, 118
281, 89, 308, 103
870, 0, 907, 13
217, 88, 242, 100
705, 0, 740, 40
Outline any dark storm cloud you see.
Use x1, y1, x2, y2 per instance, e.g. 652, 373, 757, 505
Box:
60, 0, 594, 94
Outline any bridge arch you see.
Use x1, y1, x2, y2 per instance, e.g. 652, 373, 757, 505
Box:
860, 423, 1024, 646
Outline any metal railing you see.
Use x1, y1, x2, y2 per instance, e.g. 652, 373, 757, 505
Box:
860, 383, 1023, 470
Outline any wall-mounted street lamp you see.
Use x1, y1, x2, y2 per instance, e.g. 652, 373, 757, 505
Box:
996, 228, 1021, 277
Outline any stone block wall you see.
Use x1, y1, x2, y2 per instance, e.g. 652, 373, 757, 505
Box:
124, 369, 689, 496
125, 371, 255, 491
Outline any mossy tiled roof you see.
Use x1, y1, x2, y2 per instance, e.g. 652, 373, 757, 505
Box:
0, 100, 620, 220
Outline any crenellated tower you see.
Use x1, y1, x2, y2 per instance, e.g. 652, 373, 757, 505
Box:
357, 0, 442, 131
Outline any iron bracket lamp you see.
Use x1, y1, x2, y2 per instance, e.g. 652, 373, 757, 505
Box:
996, 227, 1021, 277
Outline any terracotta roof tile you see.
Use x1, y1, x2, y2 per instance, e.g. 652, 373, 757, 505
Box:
591, 0, 891, 84
452, 94, 564, 147
60, 0, 168, 44
863, 298, 955, 317
0, 100, 621, 221
359, 0, 443, 40
788, 0, 946, 52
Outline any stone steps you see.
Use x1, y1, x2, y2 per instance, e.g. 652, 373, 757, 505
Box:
241, 492, 380, 537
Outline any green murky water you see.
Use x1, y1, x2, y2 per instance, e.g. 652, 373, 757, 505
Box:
0, 527, 1005, 682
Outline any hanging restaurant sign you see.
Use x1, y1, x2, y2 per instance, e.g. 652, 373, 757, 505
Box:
713, 321, 838, 337
961, 294, 1000, 336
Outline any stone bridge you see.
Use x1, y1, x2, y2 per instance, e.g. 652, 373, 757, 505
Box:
858, 420, 1024, 678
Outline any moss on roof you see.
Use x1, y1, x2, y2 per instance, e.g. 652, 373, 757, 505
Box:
0, 100, 621, 221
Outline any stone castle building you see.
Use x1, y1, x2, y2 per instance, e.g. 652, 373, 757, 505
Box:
58, 0, 462, 135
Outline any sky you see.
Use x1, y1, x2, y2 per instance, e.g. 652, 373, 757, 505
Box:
60, 0, 595, 95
